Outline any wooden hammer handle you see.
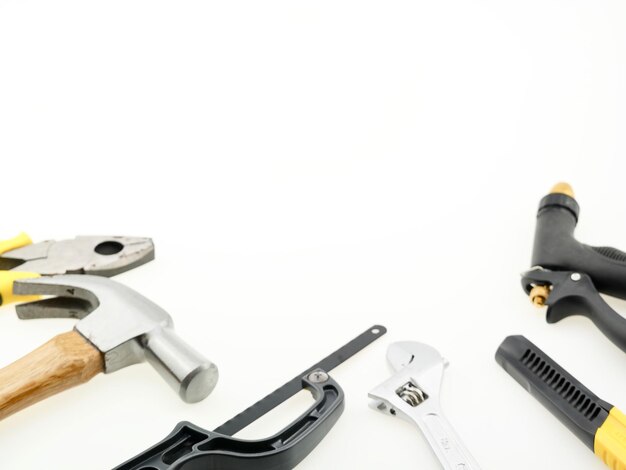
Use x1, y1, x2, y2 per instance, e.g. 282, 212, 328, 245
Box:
0, 330, 104, 420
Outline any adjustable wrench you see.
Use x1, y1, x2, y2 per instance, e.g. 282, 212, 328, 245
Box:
369, 342, 481, 470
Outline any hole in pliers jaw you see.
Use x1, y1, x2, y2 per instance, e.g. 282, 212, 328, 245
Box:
95, 241, 124, 255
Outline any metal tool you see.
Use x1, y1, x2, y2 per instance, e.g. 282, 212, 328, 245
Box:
115, 325, 387, 470
0, 232, 154, 305
369, 342, 481, 470
523, 183, 626, 354
497, 335, 626, 469
0, 275, 217, 421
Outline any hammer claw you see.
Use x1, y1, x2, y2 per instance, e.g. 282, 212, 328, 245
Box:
14, 276, 100, 306
16, 297, 93, 320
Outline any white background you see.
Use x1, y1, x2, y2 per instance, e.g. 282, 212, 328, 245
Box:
1, 1, 626, 469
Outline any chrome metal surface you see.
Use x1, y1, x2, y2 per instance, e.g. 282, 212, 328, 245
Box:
369, 342, 481, 470
14, 275, 218, 403
4, 236, 154, 276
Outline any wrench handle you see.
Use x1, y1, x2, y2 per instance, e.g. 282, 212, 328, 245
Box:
415, 407, 482, 470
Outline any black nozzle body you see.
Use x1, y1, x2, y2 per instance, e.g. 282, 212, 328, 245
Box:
532, 192, 626, 300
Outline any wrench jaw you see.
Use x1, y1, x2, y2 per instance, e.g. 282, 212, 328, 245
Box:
368, 344, 445, 425
369, 341, 445, 420
386, 341, 446, 373
386, 342, 448, 402
369, 376, 436, 426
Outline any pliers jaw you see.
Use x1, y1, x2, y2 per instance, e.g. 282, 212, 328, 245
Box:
1, 235, 154, 277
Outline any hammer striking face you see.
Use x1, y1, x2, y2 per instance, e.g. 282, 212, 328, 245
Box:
0, 275, 218, 421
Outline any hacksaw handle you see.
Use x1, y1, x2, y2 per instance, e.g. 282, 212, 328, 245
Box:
0, 330, 103, 420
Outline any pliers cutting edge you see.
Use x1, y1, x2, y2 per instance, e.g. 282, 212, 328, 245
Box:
0, 233, 154, 306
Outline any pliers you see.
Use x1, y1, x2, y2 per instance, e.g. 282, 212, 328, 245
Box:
0, 233, 154, 306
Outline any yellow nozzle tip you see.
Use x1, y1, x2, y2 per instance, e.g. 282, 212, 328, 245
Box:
550, 182, 575, 198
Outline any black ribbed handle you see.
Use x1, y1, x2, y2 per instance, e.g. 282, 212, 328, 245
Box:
496, 335, 611, 450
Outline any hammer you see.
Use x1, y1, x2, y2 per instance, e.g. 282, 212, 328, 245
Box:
0, 275, 218, 421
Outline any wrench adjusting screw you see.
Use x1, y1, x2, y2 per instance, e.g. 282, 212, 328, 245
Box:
396, 381, 428, 407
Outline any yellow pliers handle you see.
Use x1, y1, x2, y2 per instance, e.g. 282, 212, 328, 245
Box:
0, 233, 40, 306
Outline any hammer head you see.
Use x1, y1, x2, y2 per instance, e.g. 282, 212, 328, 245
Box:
14, 275, 218, 404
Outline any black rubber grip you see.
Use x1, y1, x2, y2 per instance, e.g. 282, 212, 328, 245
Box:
496, 335, 611, 450
591, 246, 626, 263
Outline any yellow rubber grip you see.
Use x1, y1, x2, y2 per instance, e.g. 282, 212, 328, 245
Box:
0, 232, 32, 255
596, 407, 626, 470
0, 271, 40, 306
